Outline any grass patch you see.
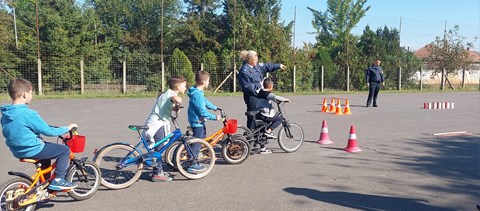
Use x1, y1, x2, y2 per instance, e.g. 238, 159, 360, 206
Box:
0, 85, 478, 101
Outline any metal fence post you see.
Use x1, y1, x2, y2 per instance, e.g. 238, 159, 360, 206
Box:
398, 67, 402, 91
123, 60, 126, 94
462, 69, 465, 88
293, 65, 296, 92
200, 63, 203, 71
37, 58, 42, 95
441, 68, 445, 90
80, 60, 84, 94
321, 65, 324, 92
346, 66, 350, 92
233, 63, 237, 93
420, 67, 423, 90
161, 62, 165, 92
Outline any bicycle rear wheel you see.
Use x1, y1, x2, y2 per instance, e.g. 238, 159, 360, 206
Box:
221, 135, 250, 164
164, 142, 180, 170
66, 161, 101, 200
278, 123, 304, 152
0, 178, 36, 211
175, 138, 215, 179
94, 144, 143, 189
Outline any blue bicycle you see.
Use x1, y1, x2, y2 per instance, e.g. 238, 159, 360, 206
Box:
92, 105, 215, 189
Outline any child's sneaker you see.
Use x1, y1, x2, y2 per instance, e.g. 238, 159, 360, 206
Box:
151, 172, 173, 182
265, 132, 277, 139
259, 148, 272, 154
187, 163, 207, 173
48, 178, 77, 191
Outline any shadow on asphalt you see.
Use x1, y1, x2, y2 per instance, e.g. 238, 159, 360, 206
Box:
283, 187, 455, 211
397, 135, 480, 198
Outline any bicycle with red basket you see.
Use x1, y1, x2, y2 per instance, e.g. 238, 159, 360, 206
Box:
0, 128, 101, 211
164, 108, 250, 168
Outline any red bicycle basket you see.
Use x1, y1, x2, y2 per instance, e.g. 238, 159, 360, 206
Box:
66, 135, 86, 153
223, 119, 238, 134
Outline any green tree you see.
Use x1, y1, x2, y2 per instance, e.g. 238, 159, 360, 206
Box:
425, 25, 477, 83
308, 0, 370, 89
0, 7, 21, 91
91, 0, 181, 55
169, 48, 194, 86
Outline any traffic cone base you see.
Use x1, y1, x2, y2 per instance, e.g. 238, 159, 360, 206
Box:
316, 120, 333, 144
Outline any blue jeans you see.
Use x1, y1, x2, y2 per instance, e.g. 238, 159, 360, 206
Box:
191, 126, 207, 159
152, 126, 165, 174
29, 142, 70, 179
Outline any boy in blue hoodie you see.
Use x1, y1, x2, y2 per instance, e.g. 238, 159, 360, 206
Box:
1, 79, 78, 190
187, 71, 221, 173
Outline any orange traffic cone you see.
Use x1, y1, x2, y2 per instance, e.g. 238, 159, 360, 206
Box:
316, 120, 333, 144
344, 126, 362, 152
321, 98, 328, 112
343, 99, 352, 115
335, 99, 343, 115
328, 98, 336, 112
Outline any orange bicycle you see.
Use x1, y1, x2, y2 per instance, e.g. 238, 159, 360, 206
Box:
0, 128, 101, 211
165, 108, 250, 168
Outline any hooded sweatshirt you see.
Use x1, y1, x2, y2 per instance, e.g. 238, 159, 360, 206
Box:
187, 86, 218, 128
1, 104, 68, 158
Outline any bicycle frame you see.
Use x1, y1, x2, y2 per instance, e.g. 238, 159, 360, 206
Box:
118, 128, 184, 168
244, 101, 292, 140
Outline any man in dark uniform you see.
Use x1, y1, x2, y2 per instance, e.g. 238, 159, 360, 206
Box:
366, 59, 384, 107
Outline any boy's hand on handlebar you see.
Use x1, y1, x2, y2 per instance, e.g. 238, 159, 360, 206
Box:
284, 99, 291, 103
216, 114, 222, 121
67, 124, 78, 131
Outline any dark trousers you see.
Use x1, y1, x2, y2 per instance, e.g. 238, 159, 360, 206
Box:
152, 127, 165, 174
245, 95, 259, 130
367, 82, 380, 106
29, 142, 71, 179
256, 114, 283, 131
191, 125, 207, 157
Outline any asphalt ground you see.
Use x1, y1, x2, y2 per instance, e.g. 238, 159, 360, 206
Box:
0, 92, 479, 211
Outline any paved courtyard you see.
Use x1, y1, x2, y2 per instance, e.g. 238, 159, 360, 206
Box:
0, 92, 479, 210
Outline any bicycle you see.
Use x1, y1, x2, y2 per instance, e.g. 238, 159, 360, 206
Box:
164, 108, 250, 169
92, 104, 215, 190
0, 128, 101, 211
242, 101, 304, 153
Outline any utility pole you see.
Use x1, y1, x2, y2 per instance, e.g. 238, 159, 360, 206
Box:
13, 7, 18, 48
233, 0, 237, 92
35, 0, 42, 95
160, 0, 165, 91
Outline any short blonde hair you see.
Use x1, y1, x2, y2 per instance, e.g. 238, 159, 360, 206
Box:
239, 50, 257, 61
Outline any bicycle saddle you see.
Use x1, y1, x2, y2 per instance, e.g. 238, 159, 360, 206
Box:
19, 158, 38, 163
245, 111, 260, 117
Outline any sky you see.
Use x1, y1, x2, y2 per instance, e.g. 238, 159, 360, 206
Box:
280, 0, 480, 52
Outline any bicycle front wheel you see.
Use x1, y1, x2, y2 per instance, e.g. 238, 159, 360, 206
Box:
175, 138, 215, 179
278, 123, 304, 152
66, 161, 101, 200
94, 144, 143, 189
164, 142, 180, 170
0, 178, 36, 211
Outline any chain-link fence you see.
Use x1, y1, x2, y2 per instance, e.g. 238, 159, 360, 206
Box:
1, 52, 479, 95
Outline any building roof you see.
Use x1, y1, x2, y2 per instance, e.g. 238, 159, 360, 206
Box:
414, 44, 480, 63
